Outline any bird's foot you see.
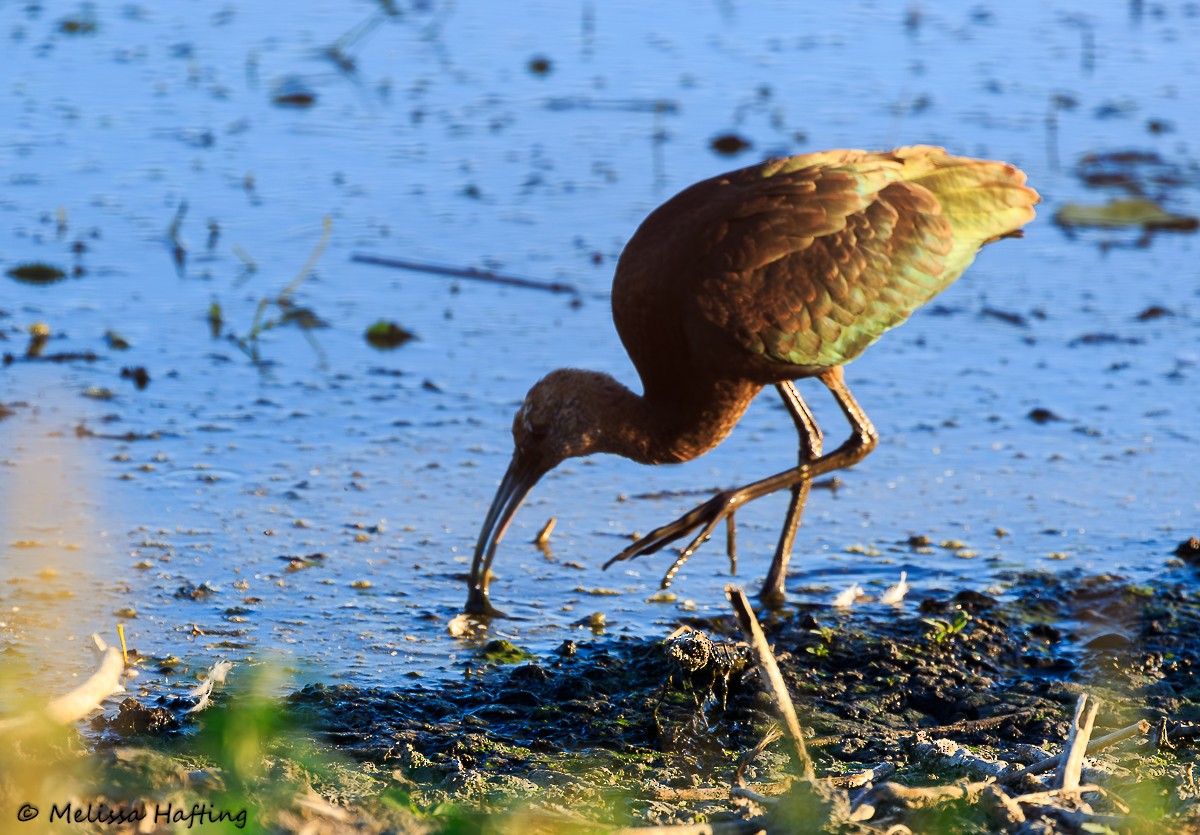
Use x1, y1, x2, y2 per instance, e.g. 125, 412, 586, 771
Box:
603, 490, 744, 587
464, 586, 509, 619
757, 583, 788, 610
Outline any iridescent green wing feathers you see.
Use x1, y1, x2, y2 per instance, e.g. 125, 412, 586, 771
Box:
696, 146, 1039, 369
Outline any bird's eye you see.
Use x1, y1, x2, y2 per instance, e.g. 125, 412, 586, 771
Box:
518, 403, 548, 439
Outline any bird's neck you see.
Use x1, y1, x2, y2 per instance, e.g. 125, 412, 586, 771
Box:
590, 375, 761, 466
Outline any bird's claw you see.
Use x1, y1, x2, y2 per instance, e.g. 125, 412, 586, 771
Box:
603, 490, 743, 587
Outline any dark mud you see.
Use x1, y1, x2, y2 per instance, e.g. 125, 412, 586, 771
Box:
35, 570, 1200, 833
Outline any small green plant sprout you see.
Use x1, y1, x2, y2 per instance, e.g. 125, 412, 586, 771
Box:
207, 298, 223, 338
236, 217, 332, 365
922, 609, 972, 645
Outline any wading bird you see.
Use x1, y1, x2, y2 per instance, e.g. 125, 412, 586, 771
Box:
467, 146, 1038, 616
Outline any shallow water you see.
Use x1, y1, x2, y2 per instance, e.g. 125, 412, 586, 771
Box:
1, 1, 1197, 695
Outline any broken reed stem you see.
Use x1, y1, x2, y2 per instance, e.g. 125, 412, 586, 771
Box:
1056, 694, 1100, 791
729, 786, 778, 807
726, 585, 815, 782
533, 517, 556, 545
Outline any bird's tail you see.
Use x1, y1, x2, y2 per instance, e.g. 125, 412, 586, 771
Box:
892, 145, 1040, 274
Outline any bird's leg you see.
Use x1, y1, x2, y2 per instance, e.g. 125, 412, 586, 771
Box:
606, 367, 877, 580
655, 380, 823, 593
759, 381, 824, 607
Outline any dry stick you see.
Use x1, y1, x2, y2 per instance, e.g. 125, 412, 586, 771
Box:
652, 784, 787, 804
351, 253, 584, 295
726, 585, 815, 782
1056, 694, 1100, 791
0, 647, 123, 735
851, 781, 991, 820
1014, 784, 1124, 810
921, 710, 1036, 736
730, 786, 778, 807
827, 762, 897, 790
1000, 718, 1149, 786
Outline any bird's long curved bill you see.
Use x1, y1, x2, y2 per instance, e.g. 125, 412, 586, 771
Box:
466, 454, 541, 615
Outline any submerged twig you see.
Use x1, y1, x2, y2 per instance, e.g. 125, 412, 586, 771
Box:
352, 252, 588, 296
726, 585, 814, 781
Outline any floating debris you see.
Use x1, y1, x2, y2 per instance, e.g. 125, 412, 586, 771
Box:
365, 320, 417, 349
710, 132, 752, 155
1054, 198, 1198, 231
6, 263, 67, 285
879, 571, 909, 606
527, 55, 552, 75
174, 582, 216, 601
120, 366, 150, 389
980, 306, 1026, 327
446, 613, 479, 638
1136, 305, 1174, 321
186, 660, 233, 714
832, 582, 863, 608
272, 77, 317, 108
542, 97, 679, 113
105, 330, 131, 349
1027, 407, 1063, 424
1076, 149, 1199, 195
1070, 332, 1142, 347
59, 13, 98, 35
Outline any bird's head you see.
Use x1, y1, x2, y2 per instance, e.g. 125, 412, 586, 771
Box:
466, 369, 636, 615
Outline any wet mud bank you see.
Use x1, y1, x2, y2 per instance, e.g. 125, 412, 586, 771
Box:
79, 569, 1200, 833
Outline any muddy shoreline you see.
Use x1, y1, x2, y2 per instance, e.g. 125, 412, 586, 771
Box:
4, 568, 1191, 833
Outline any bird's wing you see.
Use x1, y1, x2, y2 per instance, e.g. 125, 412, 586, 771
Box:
693, 146, 1037, 369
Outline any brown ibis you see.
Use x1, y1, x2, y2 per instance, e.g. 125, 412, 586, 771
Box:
466, 145, 1039, 616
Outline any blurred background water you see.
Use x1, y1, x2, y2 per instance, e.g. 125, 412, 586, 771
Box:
0, 0, 1197, 695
